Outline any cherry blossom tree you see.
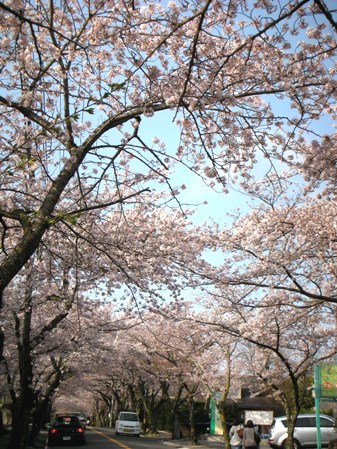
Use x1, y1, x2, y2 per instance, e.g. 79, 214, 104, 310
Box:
209, 186, 337, 308
170, 307, 250, 447
62, 314, 162, 431
0, 202, 210, 449
1, 258, 85, 449
135, 317, 206, 440
242, 307, 336, 449
199, 341, 238, 448
1, 2, 337, 446
111, 312, 210, 439
1, 0, 336, 303
68, 307, 216, 439
196, 287, 337, 449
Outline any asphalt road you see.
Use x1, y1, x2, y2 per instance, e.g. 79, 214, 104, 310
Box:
0, 427, 226, 449
37, 427, 182, 449
84, 428, 173, 449
85, 428, 227, 449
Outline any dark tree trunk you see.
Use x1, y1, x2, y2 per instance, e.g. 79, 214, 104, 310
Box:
28, 398, 52, 446
188, 393, 198, 445
6, 283, 35, 449
141, 389, 163, 434
172, 410, 181, 440
0, 410, 6, 436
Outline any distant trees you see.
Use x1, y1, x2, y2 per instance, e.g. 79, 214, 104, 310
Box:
0, 207, 209, 449
53, 298, 336, 449
82, 310, 214, 440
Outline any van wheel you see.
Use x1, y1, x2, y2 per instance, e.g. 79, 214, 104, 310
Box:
282, 439, 301, 449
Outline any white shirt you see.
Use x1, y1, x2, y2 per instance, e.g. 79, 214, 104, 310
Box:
230, 424, 244, 446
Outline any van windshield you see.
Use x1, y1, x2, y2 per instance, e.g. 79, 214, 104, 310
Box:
120, 413, 138, 421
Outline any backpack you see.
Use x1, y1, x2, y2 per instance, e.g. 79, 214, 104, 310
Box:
254, 432, 261, 444
237, 427, 244, 439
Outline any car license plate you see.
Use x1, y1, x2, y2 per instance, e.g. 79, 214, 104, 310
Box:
63, 436, 71, 440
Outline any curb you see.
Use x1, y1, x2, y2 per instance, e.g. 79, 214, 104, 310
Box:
162, 442, 183, 448
162, 440, 217, 449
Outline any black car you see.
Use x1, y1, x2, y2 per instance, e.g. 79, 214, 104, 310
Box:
48, 414, 86, 446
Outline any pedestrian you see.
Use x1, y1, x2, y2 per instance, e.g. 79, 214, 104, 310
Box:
229, 418, 244, 449
242, 419, 260, 449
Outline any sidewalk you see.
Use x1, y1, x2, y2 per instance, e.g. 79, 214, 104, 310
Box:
160, 435, 271, 449
152, 431, 270, 449
161, 437, 225, 449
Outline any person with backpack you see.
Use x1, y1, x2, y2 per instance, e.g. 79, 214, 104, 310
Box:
229, 419, 245, 449
242, 419, 261, 449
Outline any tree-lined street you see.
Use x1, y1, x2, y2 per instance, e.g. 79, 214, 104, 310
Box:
1, 0, 337, 448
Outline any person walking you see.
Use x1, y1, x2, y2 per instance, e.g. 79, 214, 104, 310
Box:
242, 419, 260, 449
229, 419, 244, 449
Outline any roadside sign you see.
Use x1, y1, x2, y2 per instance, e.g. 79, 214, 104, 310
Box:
316, 364, 337, 399
244, 410, 273, 425
314, 364, 337, 449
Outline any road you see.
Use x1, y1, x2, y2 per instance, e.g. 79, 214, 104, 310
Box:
86, 428, 172, 449
40, 427, 181, 449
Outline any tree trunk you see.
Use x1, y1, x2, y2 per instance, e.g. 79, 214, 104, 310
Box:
6, 390, 33, 447
145, 403, 160, 434
217, 400, 231, 449
28, 396, 52, 446
188, 393, 198, 445
0, 410, 6, 436
140, 389, 163, 434
284, 401, 300, 449
161, 381, 185, 440
172, 411, 181, 440
216, 347, 233, 449
6, 283, 35, 449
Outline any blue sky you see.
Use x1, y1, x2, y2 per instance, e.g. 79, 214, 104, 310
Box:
140, 110, 253, 226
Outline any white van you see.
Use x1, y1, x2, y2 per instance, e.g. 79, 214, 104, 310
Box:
115, 411, 140, 436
